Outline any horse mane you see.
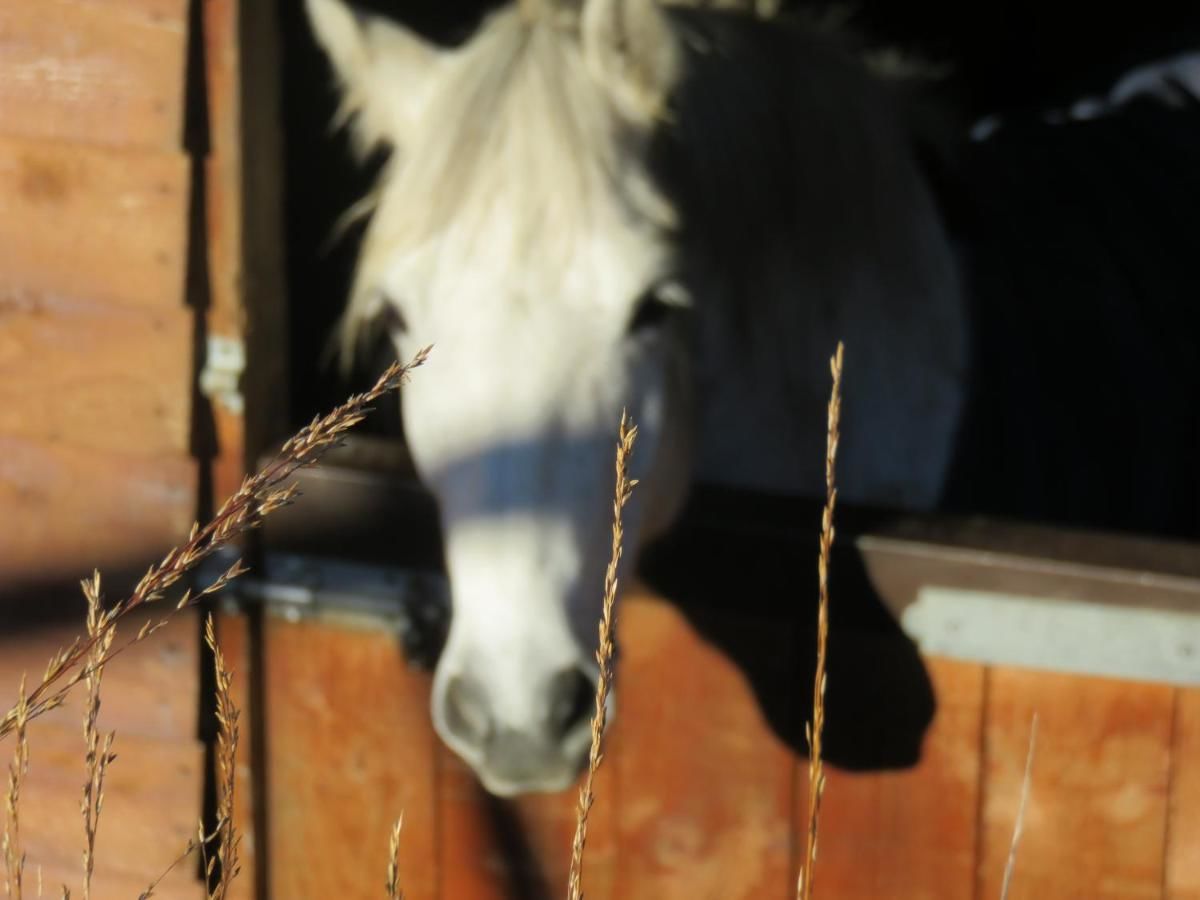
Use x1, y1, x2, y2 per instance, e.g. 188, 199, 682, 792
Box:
335, 6, 671, 372
333, 1, 961, 418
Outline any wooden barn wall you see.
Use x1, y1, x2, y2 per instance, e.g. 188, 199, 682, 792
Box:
247, 585, 1200, 900
0, 0, 274, 895
0, 610, 205, 899
202, 0, 291, 898
0, 0, 198, 597
192, 2, 1200, 899
220, 442, 1200, 900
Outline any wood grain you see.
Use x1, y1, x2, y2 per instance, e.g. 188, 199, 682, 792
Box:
32, 862, 203, 900
438, 743, 614, 900
0, 294, 192, 456
202, 0, 291, 507
20, 721, 204, 884
816, 656, 984, 900
1167, 688, 1200, 900
0, 136, 189, 314
0, 0, 187, 149
979, 667, 1174, 899
610, 592, 796, 900
0, 435, 196, 593
0, 607, 199, 741
262, 615, 439, 900
0, 608, 203, 898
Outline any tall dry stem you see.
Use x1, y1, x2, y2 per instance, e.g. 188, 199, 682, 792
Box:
204, 615, 241, 900
798, 341, 843, 900
1000, 712, 1038, 900
3, 678, 29, 900
80, 573, 116, 900
0, 347, 430, 745
139, 616, 241, 900
567, 411, 638, 900
386, 815, 404, 900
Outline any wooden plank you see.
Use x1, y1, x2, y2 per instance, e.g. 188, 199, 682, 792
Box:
860, 519, 1200, 686
203, 0, 248, 506
0, 0, 187, 149
815, 656, 984, 900
262, 614, 438, 900
202, 0, 290, 507
0, 295, 192, 456
979, 667, 1174, 899
0, 436, 196, 595
0, 609, 204, 898
1167, 688, 1200, 899
610, 591, 795, 899
0, 136, 190, 313
0, 607, 200, 743
438, 744, 612, 900
33, 862, 203, 900
20, 721, 204, 885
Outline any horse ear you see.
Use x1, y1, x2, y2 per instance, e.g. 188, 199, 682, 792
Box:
306, 0, 447, 156
580, 0, 683, 123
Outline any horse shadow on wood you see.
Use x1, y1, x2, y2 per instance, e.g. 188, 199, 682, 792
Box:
636, 487, 936, 772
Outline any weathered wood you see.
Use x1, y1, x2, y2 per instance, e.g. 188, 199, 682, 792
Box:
0, 608, 200, 742
0, 608, 203, 898
610, 593, 795, 899
262, 614, 438, 900
1167, 688, 1200, 900
202, 0, 290, 506
0, 436, 196, 595
0, 0, 188, 149
33, 862, 204, 900
20, 721, 204, 885
978, 667, 1174, 899
860, 518, 1200, 685
0, 136, 190, 313
438, 744, 612, 900
0, 294, 192, 456
202, 0, 248, 506
816, 656, 984, 900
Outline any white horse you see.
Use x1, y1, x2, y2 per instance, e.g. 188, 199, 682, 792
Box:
305, 0, 968, 796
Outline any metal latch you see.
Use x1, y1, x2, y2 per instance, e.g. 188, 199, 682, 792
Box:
198, 334, 246, 415
196, 548, 451, 671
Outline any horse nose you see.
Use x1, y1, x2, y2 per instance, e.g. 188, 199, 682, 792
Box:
442, 672, 492, 748
545, 666, 596, 739
437, 664, 598, 794
442, 666, 596, 749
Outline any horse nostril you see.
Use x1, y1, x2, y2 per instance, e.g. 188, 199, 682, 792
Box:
443, 674, 492, 748
546, 667, 596, 738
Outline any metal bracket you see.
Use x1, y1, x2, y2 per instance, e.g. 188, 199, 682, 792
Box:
198, 334, 246, 416
198, 549, 450, 671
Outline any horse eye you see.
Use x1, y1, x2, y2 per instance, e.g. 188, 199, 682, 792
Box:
627, 281, 689, 335
380, 300, 408, 336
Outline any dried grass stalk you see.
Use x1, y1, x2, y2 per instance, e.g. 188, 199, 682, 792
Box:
798, 341, 843, 900
204, 615, 241, 900
0, 347, 430, 745
80, 573, 116, 900
1000, 712, 1038, 900
567, 411, 638, 900
137, 835, 199, 900
3, 677, 29, 900
386, 815, 404, 900
139, 616, 241, 899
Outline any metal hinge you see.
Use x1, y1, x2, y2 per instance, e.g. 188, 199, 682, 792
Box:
197, 549, 450, 671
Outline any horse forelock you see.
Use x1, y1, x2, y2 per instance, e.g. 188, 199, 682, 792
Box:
336, 5, 682, 370
334, 2, 950, 384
